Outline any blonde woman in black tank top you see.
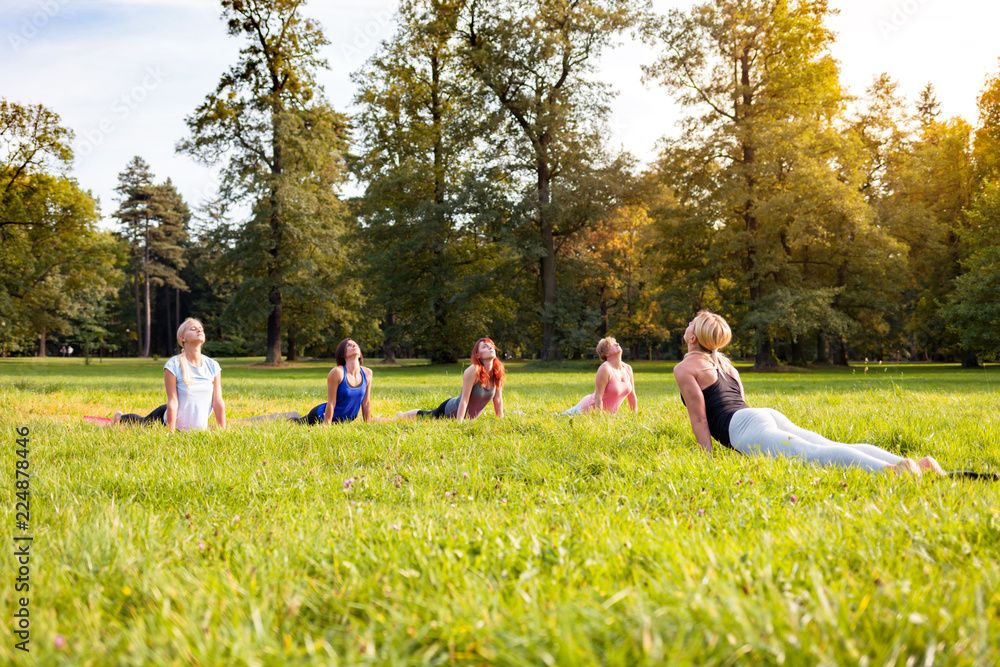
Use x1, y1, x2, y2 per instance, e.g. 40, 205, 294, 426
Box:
673, 311, 944, 476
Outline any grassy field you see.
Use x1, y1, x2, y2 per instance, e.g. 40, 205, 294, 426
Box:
1, 357, 999, 665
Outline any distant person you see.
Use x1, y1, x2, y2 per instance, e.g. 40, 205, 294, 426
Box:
290, 338, 373, 424
60, 345, 66, 357
561, 336, 637, 415
397, 338, 505, 422
113, 318, 226, 431
673, 310, 943, 476
66, 345, 73, 357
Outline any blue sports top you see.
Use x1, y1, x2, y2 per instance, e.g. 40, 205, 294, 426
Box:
316, 367, 368, 422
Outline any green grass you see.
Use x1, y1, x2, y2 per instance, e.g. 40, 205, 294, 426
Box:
1, 358, 999, 665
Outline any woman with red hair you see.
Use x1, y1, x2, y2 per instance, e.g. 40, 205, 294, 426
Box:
397, 338, 505, 422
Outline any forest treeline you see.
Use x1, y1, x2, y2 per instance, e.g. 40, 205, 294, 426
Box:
2, 0, 999, 367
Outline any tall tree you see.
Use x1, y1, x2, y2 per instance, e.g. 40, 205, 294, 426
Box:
113, 157, 155, 356
943, 180, 1000, 359
942, 65, 1000, 362
179, 0, 350, 363
113, 162, 192, 357
353, 0, 517, 363
972, 62, 1000, 186
916, 82, 941, 129
1, 100, 123, 357
147, 179, 191, 354
646, 0, 899, 368
458, 0, 647, 359
880, 118, 974, 362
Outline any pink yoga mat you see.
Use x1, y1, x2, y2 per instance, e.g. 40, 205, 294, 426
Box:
83, 416, 114, 425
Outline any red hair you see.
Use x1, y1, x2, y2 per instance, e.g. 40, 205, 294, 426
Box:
471, 337, 505, 390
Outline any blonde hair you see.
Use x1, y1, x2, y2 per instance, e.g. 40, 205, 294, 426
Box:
688, 310, 733, 371
174, 317, 203, 387
596, 337, 616, 361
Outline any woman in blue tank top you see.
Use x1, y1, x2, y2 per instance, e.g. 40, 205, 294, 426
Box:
292, 338, 372, 424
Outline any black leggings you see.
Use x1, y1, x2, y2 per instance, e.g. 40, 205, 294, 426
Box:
290, 404, 324, 425
417, 399, 451, 419
119, 404, 167, 426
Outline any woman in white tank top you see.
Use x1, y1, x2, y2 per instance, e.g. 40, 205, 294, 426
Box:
113, 318, 226, 432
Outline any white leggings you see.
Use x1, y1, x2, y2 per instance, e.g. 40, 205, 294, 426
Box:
727, 408, 904, 472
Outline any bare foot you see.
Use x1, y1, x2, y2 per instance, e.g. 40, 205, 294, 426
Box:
890, 458, 922, 477
113, 410, 123, 423
917, 456, 946, 476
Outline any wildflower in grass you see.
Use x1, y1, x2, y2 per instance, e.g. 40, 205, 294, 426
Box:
697, 509, 705, 516
391, 523, 400, 531
344, 478, 353, 489
54, 635, 67, 650
463, 473, 469, 479
122, 586, 131, 596
233, 514, 240, 522
790, 494, 798, 503
198, 541, 206, 552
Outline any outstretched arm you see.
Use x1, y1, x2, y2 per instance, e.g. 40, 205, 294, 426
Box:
592, 364, 611, 412
212, 373, 226, 428
626, 364, 638, 413
674, 365, 712, 455
361, 368, 372, 423
164, 370, 179, 432
324, 367, 343, 425
492, 386, 504, 417
455, 366, 477, 422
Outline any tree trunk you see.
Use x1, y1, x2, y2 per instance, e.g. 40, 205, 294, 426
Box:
142, 264, 151, 357
791, 337, 806, 366
739, 49, 772, 371
538, 146, 557, 361
175, 286, 181, 350
816, 331, 829, 364
287, 326, 297, 362
165, 285, 172, 357
38, 328, 46, 357
133, 264, 141, 359
265, 96, 284, 364
381, 310, 397, 363
266, 287, 282, 363
754, 334, 778, 369
835, 339, 849, 366
962, 348, 980, 368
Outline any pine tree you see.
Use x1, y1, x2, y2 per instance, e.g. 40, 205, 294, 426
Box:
916, 82, 941, 129
113, 156, 155, 357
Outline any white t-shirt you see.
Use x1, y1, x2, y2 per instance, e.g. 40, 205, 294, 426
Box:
163, 355, 221, 431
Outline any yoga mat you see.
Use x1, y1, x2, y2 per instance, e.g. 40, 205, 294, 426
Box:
948, 470, 1000, 481
83, 416, 114, 425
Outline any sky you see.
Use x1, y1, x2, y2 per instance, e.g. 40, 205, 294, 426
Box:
2, 0, 998, 228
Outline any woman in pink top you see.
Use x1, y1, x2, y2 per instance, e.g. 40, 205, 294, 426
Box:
561, 337, 638, 415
